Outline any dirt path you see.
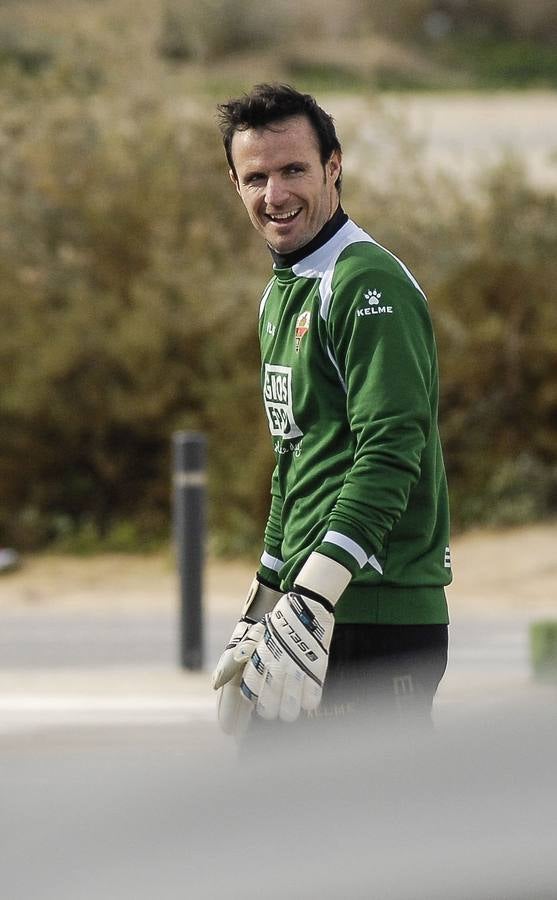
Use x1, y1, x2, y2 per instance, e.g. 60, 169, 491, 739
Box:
330, 91, 557, 188
447, 522, 557, 617
1, 522, 555, 619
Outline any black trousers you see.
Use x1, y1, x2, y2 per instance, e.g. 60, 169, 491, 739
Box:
317, 623, 448, 724
241, 623, 449, 753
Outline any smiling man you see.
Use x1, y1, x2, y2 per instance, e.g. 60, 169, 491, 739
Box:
230, 113, 341, 254
212, 84, 452, 739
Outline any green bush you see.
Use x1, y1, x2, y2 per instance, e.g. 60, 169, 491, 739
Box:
0, 93, 271, 551
0, 27, 54, 75
158, 0, 284, 62
0, 54, 556, 551
530, 621, 557, 681
342, 146, 557, 532
432, 160, 557, 527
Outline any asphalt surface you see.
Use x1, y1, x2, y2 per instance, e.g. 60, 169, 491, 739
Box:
0, 607, 533, 674
0, 602, 555, 899
2, 692, 557, 900
0, 604, 546, 745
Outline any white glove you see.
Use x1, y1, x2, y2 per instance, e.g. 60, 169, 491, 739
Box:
240, 590, 334, 722
212, 575, 282, 735
214, 619, 265, 735
240, 553, 352, 723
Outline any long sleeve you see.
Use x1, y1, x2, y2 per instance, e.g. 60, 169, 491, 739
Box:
314, 268, 436, 577
257, 465, 284, 588
257, 222, 451, 623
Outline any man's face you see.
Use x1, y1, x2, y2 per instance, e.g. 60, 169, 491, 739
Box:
230, 115, 341, 255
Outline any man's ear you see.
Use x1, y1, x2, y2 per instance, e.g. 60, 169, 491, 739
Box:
229, 168, 241, 195
328, 151, 342, 186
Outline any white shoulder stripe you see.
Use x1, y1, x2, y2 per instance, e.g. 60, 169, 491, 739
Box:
326, 345, 347, 393
367, 234, 427, 303
259, 277, 276, 319
291, 220, 370, 280
292, 220, 374, 321
292, 218, 427, 323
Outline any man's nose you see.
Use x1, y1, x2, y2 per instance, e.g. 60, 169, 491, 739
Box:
264, 176, 288, 207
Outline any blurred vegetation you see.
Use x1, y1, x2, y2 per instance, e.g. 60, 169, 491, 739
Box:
530, 620, 557, 681
155, 0, 557, 90
2, 0, 557, 94
0, 0, 556, 553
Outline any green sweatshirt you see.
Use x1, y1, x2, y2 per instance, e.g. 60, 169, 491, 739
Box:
256, 217, 451, 624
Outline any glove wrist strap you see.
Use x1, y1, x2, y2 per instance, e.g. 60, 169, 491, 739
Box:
292, 585, 335, 615
295, 551, 352, 606
242, 575, 283, 620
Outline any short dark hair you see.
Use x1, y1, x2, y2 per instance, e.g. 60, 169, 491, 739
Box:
217, 83, 342, 192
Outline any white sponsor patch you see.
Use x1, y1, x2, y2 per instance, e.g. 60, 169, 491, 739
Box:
263, 364, 303, 439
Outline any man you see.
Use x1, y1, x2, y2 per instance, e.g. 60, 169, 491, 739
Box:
212, 83, 451, 737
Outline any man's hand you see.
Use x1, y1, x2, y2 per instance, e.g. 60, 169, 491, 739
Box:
212, 618, 265, 691
240, 590, 335, 722
240, 552, 352, 723
211, 575, 281, 735
213, 618, 265, 735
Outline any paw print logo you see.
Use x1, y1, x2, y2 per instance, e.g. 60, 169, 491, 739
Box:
364, 289, 382, 306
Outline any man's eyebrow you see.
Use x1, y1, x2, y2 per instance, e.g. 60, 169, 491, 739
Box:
241, 160, 309, 180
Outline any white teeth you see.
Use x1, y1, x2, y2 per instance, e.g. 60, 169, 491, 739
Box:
269, 209, 300, 221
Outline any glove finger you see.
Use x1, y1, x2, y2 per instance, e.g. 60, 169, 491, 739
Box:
212, 620, 250, 690
212, 649, 240, 690
231, 692, 254, 738
240, 645, 266, 706
256, 658, 282, 720
212, 622, 266, 690
301, 674, 323, 712
232, 621, 265, 665
279, 665, 304, 723
216, 673, 253, 736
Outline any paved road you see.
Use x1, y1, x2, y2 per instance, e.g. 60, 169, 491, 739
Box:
0, 605, 554, 899
448, 615, 532, 677
0, 609, 231, 670
0, 606, 541, 738
2, 695, 557, 900
0, 607, 535, 676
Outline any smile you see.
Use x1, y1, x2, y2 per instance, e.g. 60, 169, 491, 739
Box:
266, 208, 302, 223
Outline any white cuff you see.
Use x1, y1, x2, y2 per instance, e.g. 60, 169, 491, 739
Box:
295, 552, 352, 606
260, 551, 284, 573
321, 530, 368, 568
242, 576, 282, 620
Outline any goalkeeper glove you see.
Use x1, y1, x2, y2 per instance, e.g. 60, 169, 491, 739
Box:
240, 553, 351, 723
212, 574, 282, 735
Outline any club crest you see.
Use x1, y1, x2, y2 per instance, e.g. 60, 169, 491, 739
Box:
295, 311, 311, 352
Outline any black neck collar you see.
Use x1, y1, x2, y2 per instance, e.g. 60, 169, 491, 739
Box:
269, 205, 348, 269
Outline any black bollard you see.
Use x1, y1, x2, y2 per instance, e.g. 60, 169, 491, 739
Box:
173, 431, 206, 670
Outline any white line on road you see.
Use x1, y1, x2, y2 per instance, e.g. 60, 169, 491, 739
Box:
0, 694, 216, 732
